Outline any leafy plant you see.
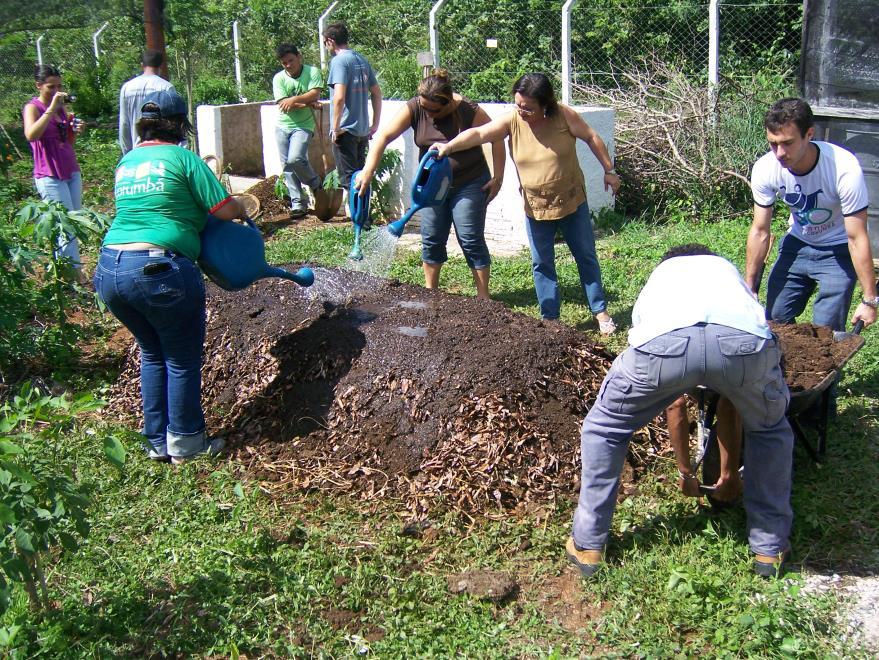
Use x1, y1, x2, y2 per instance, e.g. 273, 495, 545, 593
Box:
14, 201, 109, 329
322, 148, 402, 222
0, 382, 115, 614
273, 175, 288, 202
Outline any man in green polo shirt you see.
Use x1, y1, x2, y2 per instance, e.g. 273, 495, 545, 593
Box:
273, 43, 326, 218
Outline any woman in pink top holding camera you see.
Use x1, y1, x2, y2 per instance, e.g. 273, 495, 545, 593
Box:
23, 64, 85, 267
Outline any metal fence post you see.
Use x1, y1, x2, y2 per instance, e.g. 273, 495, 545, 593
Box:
36, 34, 45, 65
319, 1, 340, 70
429, 0, 450, 69
708, 0, 720, 119
92, 21, 110, 63
232, 19, 244, 101
561, 0, 578, 105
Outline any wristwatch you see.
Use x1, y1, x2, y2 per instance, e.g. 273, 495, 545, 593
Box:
862, 296, 879, 308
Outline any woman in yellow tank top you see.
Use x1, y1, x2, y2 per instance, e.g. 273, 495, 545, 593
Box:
433, 73, 620, 334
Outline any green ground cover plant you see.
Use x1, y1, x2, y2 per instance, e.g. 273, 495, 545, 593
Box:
1, 209, 875, 656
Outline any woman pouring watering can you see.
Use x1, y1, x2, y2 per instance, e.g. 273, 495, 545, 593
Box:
432, 73, 620, 334
354, 70, 504, 300
95, 89, 249, 464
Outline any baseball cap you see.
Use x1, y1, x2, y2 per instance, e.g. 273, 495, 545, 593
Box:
140, 89, 187, 119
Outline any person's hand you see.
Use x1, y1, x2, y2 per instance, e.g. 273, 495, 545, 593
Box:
330, 129, 344, 145
678, 471, 701, 498
482, 177, 501, 203
852, 302, 877, 328
354, 170, 373, 197
711, 472, 744, 502
277, 97, 298, 112
368, 123, 379, 139
430, 142, 451, 159
603, 172, 620, 194
71, 116, 85, 136
47, 91, 68, 113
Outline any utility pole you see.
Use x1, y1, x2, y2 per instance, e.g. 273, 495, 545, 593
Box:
144, 0, 168, 79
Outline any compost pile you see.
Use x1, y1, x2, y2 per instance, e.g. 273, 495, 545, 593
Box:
243, 175, 292, 222
108, 268, 668, 514
771, 322, 863, 392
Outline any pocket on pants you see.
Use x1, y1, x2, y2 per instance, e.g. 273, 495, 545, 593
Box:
628, 335, 689, 387
762, 374, 789, 426
717, 334, 769, 386
134, 262, 185, 308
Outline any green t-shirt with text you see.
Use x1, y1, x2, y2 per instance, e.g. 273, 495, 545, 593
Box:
273, 64, 324, 131
104, 144, 230, 260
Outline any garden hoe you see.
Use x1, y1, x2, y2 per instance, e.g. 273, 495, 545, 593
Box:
199, 215, 314, 291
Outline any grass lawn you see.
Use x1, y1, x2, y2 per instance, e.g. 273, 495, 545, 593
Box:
1, 134, 877, 655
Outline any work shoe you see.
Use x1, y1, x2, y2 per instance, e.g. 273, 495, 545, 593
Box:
290, 206, 307, 219
171, 437, 226, 465
565, 537, 604, 578
753, 551, 790, 578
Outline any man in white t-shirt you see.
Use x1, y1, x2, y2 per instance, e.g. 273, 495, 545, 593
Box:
746, 97, 877, 331
567, 245, 794, 579
118, 50, 176, 155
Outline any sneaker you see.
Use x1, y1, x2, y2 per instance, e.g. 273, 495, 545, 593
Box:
753, 551, 790, 578
290, 206, 307, 219
565, 537, 604, 578
146, 446, 170, 463
171, 437, 225, 465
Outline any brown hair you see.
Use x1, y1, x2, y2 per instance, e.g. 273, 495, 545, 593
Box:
418, 69, 454, 106
764, 97, 814, 137
512, 73, 559, 117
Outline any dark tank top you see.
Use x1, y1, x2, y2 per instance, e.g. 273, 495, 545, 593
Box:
406, 96, 489, 187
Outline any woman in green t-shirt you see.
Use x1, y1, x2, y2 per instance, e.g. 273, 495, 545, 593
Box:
95, 90, 247, 464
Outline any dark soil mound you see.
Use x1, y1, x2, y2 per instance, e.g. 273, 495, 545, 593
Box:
771, 322, 864, 392
108, 268, 667, 514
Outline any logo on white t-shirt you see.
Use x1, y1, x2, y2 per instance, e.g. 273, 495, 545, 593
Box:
778, 184, 832, 227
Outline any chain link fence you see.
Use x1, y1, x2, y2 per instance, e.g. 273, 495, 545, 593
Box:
0, 1, 802, 125
437, 2, 562, 102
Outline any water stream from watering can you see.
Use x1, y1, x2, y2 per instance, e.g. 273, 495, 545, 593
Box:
347, 229, 400, 278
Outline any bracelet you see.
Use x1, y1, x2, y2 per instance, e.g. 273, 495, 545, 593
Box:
678, 470, 698, 481
604, 169, 616, 175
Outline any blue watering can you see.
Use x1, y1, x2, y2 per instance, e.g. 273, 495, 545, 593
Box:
386, 149, 453, 238
348, 174, 371, 261
198, 215, 314, 291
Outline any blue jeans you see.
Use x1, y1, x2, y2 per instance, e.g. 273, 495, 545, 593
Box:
766, 234, 856, 331
572, 324, 793, 557
35, 171, 82, 267
420, 172, 491, 269
524, 202, 607, 319
94, 248, 208, 458
274, 126, 320, 211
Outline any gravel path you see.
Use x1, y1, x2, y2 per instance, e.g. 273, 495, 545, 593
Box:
804, 573, 879, 653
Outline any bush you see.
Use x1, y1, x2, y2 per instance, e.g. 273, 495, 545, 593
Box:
191, 75, 240, 107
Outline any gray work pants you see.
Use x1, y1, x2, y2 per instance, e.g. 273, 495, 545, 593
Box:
572, 323, 793, 557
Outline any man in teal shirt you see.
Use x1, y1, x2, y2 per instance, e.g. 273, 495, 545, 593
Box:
273, 43, 325, 218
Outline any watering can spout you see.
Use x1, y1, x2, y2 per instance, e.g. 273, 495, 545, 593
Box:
386, 217, 408, 238
266, 266, 314, 287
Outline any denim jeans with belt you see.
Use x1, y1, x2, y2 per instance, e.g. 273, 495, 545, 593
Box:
572, 323, 793, 557
94, 247, 207, 458
274, 126, 321, 212
420, 171, 491, 269
766, 233, 857, 331
524, 201, 608, 319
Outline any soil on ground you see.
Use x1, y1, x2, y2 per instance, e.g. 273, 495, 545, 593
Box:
108, 267, 666, 514
243, 176, 346, 234
770, 322, 864, 392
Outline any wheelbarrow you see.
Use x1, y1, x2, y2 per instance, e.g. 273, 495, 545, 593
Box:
785, 320, 865, 461
693, 320, 866, 504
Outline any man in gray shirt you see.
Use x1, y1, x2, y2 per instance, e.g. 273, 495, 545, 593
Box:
119, 50, 176, 154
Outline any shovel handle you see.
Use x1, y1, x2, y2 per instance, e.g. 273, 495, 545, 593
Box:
853, 319, 865, 335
